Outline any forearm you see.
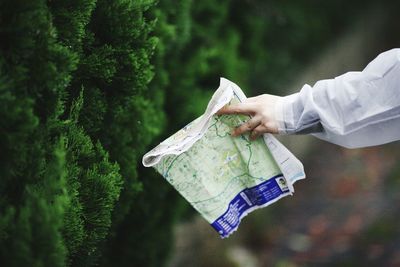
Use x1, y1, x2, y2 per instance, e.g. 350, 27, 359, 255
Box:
276, 48, 400, 148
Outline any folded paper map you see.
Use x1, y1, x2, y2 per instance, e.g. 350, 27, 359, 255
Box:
142, 78, 305, 238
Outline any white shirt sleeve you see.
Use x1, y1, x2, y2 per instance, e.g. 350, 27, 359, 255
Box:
275, 48, 400, 148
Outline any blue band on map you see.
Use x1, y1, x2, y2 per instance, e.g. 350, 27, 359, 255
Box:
211, 174, 289, 238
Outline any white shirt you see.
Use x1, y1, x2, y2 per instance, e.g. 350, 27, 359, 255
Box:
275, 48, 400, 148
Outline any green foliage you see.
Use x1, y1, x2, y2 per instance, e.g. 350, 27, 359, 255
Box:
0, 138, 68, 267
0, 0, 124, 266
0, 1, 73, 265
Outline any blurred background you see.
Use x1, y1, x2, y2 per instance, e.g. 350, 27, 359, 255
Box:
1, 0, 400, 266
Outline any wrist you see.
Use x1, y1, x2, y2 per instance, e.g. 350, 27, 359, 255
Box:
274, 93, 301, 134
274, 97, 286, 134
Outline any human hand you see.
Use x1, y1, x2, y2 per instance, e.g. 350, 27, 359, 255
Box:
216, 94, 282, 140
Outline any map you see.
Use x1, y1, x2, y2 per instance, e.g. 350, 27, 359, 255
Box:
143, 78, 305, 238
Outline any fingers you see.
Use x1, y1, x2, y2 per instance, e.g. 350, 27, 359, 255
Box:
217, 94, 280, 140
249, 125, 265, 140
216, 103, 255, 116
232, 116, 261, 137
249, 122, 279, 140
